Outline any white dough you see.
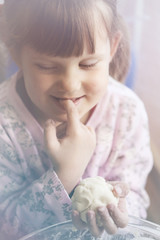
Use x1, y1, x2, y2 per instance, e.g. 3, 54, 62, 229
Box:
71, 176, 119, 226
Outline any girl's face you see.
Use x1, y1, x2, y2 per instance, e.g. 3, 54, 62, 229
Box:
18, 32, 119, 126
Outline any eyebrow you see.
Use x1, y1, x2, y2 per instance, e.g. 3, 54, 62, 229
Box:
80, 54, 106, 60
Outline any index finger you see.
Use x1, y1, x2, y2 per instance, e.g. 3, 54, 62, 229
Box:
61, 100, 81, 135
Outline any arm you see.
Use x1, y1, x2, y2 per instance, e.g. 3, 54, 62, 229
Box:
0, 137, 71, 239
0, 99, 96, 239
106, 98, 153, 218
72, 96, 153, 237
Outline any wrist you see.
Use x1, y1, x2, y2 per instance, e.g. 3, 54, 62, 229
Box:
56, 170, 83, 194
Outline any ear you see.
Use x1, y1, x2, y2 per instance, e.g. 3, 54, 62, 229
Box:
109, 31, 122, 62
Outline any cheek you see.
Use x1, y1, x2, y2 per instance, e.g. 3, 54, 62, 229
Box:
22, 62, 47, 91
85, 64, 109, 93
24, 71, 50, 95
23, 75, 48, 106
85, 74, 108, 95
24, 77, 40, 97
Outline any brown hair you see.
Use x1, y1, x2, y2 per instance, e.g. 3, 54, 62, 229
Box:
0, 0, 130, 82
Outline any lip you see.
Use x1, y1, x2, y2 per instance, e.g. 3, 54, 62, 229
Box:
52, 96, 85, 109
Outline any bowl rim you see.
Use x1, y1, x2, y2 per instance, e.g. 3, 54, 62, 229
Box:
18, 215, 160, 240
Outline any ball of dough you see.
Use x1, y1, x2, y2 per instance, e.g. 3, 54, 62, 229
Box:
71, 176, 119, 226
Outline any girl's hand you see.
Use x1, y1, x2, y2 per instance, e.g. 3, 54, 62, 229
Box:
72, 182, 129, 238
44, 100, 96, 193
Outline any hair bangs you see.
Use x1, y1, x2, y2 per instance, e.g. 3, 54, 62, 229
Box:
6, 0, 97, 57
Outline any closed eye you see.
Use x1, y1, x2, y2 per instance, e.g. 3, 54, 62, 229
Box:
79, 62, 97, 69
35, 64, 58, 71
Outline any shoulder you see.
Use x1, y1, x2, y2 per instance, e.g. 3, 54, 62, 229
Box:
106, 76, 147, 116
0, 78, 10, 103
91, 76, 148, 130
0, 74, 17, 104
0, 74, 22, 125
108, 77, 143, 105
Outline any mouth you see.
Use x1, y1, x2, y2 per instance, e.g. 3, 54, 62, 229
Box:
52, 96, 85, 107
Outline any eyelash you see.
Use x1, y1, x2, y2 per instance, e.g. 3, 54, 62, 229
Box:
36, 64, 57, 71
80, 63, 97, 69
36, 62, 97, 71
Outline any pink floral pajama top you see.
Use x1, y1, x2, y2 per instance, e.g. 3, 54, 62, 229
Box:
0, 74, 153, 239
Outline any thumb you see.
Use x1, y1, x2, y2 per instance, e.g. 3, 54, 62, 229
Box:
112, 182, 130, 198
44, 119, 60, 153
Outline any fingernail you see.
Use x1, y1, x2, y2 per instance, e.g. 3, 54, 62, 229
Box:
115, 186, 122, 195
98, 207, 106, 213
73, 210, 78, 217
45, 119, 51, 127
87, 211, 95, 220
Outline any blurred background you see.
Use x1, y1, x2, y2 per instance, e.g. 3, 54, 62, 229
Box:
119, 0, 160, 225
0, 0, 160, 225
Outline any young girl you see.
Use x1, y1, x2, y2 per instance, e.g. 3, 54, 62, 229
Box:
0, 0, 153, 239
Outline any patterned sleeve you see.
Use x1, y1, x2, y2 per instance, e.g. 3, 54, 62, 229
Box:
105, 96, 153, 218
0, 130, 71, 239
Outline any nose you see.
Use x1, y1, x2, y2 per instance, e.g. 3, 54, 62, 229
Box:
57, 67, 82, 93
